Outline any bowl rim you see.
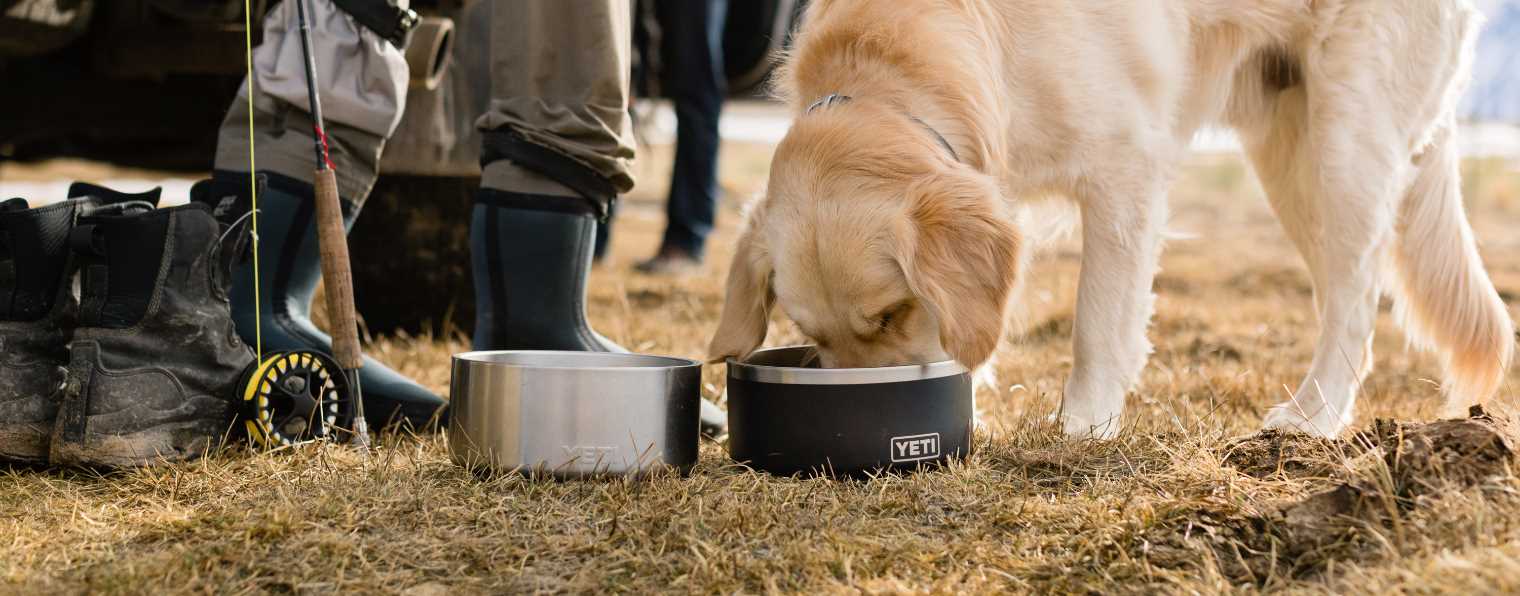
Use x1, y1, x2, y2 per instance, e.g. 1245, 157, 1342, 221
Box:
452, 350, 700, 371
726, 345, 968, 385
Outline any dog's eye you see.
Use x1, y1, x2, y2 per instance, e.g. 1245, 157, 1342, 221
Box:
875, 303, 910, 331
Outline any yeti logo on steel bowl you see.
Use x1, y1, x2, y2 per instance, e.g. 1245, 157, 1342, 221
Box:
890, 433, 941, 463
562, 445, 618, 469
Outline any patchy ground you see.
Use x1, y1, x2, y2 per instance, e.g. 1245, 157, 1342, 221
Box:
1, 145, 1519, 593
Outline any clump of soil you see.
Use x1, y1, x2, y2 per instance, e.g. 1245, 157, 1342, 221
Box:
1148, 407, 1516, 585
1220, 429, 1344, 479
1351, 407, 1515, 501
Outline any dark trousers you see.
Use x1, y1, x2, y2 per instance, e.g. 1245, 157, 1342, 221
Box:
655, 0, 727, 259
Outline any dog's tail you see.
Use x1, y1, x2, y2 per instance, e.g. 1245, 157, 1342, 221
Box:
1388, 126, 1514, 413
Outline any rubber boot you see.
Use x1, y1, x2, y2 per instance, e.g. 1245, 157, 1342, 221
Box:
49, 201, 253, 467
0, 185, 160, 464
471, 192, 728, 436
216, 172, 448, 432
593, 201, 616, 263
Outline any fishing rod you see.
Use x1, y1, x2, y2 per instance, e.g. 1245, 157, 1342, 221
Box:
291, 0, 372, 451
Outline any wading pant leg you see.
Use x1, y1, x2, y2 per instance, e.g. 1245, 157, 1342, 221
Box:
213, 0, 409, 204
469, 0, 729, 435
469, 0, 633, 349
209, 0, 448, 430
476, 0, 636, 211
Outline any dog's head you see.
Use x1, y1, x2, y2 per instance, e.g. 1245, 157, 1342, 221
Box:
709, 102, 1021, 369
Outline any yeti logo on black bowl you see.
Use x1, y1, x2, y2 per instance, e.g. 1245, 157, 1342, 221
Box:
890, 433, 941, 463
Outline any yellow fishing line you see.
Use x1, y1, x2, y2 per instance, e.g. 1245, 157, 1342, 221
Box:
243, 0, 262, 360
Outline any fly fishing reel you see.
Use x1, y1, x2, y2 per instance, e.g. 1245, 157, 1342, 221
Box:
237, 350, 358, 448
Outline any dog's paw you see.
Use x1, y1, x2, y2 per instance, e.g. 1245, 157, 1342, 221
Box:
1260, 401, 1352, 438
1058, 413, 1121, 440
1058, 375, 1125, 440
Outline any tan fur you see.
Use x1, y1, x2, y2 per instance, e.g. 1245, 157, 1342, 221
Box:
897, 172, 1021, 368
710, 0, 1514, 438
708, 200, 775, 364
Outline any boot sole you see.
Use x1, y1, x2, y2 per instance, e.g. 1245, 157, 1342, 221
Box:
49, 412, 227, 468
51, 339, 239, 468
50, 395, 231, 471
0, 424, 51, 465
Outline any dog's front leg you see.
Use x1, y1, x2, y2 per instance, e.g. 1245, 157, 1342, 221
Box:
1059, 181, 1168, 439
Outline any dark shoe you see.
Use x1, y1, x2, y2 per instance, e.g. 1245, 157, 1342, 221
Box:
471, 190, 727, 436
634, 245, 702, 275
50, 201, 252, 467
0, 185, 160, 464
207, 172, 448, 432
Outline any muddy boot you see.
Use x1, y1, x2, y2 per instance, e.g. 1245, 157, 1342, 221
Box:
471, 193, 728, 436
205, 172, 448, 432
0, 185, 160, 464
49, 200, 254, 467
0, 198, 82, 465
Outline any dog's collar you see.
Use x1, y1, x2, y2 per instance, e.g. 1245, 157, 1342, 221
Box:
806, 93, 961, 163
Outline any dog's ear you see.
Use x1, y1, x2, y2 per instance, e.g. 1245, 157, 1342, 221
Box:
708, 209, 774, 364
898, 173, 1020, 369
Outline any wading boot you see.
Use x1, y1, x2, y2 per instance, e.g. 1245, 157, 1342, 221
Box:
471, 191, 728, 436
49, 200, 254, 467
206, 172, 448, 432
0, 185, 160, 464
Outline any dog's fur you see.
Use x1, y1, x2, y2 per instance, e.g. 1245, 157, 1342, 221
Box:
709, 0, 1514, 438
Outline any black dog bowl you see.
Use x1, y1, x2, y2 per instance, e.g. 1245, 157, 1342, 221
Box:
726, 346, 973, 477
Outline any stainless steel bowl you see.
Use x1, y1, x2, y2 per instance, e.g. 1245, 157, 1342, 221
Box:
448, 351, 702, 478
727, 346, 974, 477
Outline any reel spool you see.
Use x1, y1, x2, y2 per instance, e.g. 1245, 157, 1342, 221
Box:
238, 350, 357, 448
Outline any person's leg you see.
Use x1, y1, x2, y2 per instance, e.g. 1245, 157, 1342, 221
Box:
639, 0, 727, 273
473, 0, 726, 435
471, 0, 633, 352
213, 0, 446, 431
475, 1, 636, 199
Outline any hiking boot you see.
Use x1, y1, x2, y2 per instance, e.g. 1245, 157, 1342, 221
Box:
50, 200, 254, 467
204, 171, 449, 432
0, 185, 160, 464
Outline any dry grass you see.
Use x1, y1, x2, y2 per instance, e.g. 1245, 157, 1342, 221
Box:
3, 147, 1520, 594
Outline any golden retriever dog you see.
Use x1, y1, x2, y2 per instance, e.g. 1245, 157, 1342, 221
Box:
709, 0, 1514, 438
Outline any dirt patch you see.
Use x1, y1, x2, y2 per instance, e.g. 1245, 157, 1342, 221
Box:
1351, 408, 1516, 501
1220, 430, 1344, 480
1147, 409, 1517, 585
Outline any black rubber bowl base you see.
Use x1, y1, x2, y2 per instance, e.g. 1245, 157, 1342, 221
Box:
727, 374, 974, 478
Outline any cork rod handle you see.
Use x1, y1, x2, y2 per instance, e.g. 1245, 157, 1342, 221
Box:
312, 168, 363, 370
